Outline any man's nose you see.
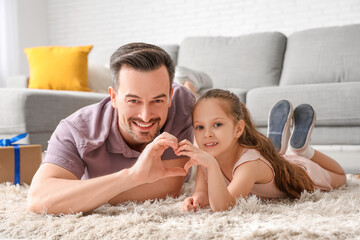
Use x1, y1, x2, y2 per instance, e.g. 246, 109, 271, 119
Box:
138, 104, 153, 122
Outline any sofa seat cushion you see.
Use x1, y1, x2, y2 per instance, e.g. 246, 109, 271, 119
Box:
177, 33, 286, 91
246, 82, 360, 127
280, 24, 360, 85
256, 126, 360, 145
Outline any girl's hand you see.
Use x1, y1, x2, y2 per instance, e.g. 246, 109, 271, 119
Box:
181, 196, 202, 212
175, 139, 218, 172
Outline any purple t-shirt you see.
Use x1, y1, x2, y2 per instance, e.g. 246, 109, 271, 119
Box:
44, 83, 195, 179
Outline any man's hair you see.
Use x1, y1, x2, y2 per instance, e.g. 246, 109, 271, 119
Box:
110, 42, 175, 90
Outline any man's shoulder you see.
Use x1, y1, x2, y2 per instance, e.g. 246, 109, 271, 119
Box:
60, 97, 114, 143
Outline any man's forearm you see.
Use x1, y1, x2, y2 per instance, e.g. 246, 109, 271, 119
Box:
108, 175, 185, 204
28, 156, 188, 214
27, 166, 140, 214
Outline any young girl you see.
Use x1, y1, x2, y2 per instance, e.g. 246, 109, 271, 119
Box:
175, 89, 347, 212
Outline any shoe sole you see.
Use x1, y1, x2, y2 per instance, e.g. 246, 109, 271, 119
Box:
267, 100, 293, 154
290, 104, 316, 151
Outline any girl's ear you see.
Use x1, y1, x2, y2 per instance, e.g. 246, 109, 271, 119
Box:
235, 120, 245, 138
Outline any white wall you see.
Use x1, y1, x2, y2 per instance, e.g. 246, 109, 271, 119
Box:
17, 0, 48, 75
46, 0, 360, 64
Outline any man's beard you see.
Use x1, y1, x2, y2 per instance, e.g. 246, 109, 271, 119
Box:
127, 117, 162, 144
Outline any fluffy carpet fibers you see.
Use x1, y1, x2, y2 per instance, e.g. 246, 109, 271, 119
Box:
1, 176, 360, 240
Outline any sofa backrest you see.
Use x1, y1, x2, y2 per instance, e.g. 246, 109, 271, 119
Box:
177, 33, 286, 90
159, 44, 179, 66
280, 24, 360, 86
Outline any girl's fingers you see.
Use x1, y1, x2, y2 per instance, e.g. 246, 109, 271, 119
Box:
182, 205, 193, 212
181, 198, 194, 212
193, 199, 200, 212
175, 146, 191, 156
176, 141, 197, 154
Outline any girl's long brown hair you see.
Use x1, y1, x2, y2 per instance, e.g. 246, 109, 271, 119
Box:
194, 89, 314, 198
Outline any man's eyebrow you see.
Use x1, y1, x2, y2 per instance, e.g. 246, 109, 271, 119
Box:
125, 94, 140, 99
153, 93, 167, 99
124, 93, 167, 99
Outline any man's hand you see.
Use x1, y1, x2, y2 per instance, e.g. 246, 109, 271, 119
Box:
129, 132, 187, 184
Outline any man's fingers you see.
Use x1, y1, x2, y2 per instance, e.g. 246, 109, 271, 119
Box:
154, 138, 178, 152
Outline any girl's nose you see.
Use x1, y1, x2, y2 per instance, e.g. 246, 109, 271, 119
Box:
204, 128, 214, 138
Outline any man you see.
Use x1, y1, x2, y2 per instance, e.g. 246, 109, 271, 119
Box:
27, 43, 196, 214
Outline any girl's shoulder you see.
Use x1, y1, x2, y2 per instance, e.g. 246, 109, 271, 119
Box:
232, 148, 274, 175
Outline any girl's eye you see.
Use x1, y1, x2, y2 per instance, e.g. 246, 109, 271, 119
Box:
214, 123, 222, 127
195, 126, 204, 130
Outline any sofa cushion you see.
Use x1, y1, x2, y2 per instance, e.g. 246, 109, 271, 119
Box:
225, 88, 247, 103
158, 44, 179, 66
25, 45, 93, 91
255, 126, 360, 145
280, 24, 360, 86
88, 64, 112, 93
177, 33, 286, 90
246, 82, 360, 127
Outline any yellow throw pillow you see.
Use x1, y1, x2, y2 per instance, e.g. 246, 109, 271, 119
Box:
25, 45, 93, 91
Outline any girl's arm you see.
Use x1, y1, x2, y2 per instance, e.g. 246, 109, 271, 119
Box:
181, 166, 209, 212
177, 140, 234, 211
177, 140, 265, 212
206, 160, 263, 211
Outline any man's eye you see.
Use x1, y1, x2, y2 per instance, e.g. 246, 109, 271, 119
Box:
154, 99, 164, 103
214, 123, 222, 127
195, 126, 204, 130
129, 100, 138, 103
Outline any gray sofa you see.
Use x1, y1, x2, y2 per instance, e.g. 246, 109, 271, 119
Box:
1, 24, 359, 159
176, 24, 360, 147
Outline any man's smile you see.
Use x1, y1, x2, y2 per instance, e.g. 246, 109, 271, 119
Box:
133, 121, 156, 130
129, 117, 161, 132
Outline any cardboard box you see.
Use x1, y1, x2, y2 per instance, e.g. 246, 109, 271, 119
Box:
0, 145, 42, 185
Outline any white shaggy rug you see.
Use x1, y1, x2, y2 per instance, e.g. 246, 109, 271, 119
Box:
1, 175, 360, 240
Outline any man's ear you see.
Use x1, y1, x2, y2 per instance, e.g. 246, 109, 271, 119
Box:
235, 120, 245, 138
108, 87, 117, 108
